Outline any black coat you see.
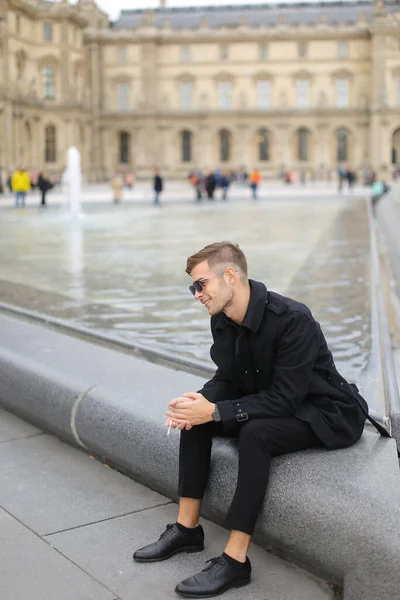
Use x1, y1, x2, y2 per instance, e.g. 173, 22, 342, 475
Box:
200, 280, 368, 449
38, 176, 53, 192
154, 175, 163, 193
205, 174, 216, 193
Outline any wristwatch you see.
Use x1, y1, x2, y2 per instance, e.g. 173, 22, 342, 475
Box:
212, 405, 222, 422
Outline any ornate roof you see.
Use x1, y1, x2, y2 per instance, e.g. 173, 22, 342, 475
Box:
112, 0, 400, 30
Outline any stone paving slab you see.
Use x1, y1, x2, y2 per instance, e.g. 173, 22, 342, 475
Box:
0, 408, 334, 600
0, 408, 41, 442
0, 431, 171, 536
0, 508, 117, 600
47, 498, 334, 600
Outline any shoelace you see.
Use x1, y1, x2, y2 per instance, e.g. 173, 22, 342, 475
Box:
202, 556, 226, 575
159, 523, 175, 541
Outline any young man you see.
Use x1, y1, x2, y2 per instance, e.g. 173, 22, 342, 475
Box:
133, 241, 369, 598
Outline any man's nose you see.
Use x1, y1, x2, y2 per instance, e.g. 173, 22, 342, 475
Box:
194, 289, 202, 300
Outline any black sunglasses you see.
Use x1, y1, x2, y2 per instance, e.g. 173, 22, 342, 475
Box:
189, 269, 238, 296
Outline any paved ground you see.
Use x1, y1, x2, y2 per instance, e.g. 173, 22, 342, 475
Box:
0, 408, 335, 600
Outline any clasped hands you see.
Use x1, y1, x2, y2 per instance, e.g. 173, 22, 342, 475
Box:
164, 392, 215, 432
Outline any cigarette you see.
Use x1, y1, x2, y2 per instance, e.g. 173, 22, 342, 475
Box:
167, 419, 172, 436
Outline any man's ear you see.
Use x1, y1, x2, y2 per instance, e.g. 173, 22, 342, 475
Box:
227, 267, 238, 284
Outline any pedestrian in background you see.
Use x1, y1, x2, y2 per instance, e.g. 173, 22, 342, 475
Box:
154, 168, 163, 206
12, 165, 30, 208
249, 168, 261, 200
337, 166, 347, 192
220, 171, 231, 201
111, 172, 124, 204
347, 168, 356, 191
189, 171, 203, 202
205, 171, 216, 200
37, 172, 54, 206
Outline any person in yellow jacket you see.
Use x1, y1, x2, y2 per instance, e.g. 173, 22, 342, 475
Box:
12, 165, 31, 207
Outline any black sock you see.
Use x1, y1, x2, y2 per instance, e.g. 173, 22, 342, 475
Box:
176, 522, 200, 533
222, 552, 246, 566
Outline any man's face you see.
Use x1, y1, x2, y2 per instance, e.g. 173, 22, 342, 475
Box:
190, 260, 234, 316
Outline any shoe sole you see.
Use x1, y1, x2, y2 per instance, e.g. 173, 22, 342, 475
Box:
174, 577, 251, 598
133, 544, 205, 563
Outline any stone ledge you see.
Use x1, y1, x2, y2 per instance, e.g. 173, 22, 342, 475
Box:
0, 312, 399, 599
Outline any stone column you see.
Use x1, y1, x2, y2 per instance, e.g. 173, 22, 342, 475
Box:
369, 31, 386, 170
90, 41, 102, 180
198, 125, 213, 172
315, 123, 329, 178
236, 124, 252, 171
61, 21, 70, 101
275, 123, 290, 174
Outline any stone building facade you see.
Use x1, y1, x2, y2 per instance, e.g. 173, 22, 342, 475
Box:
2, 0, 400, 180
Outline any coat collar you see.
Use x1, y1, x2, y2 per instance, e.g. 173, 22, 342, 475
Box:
214, 279, 268, 334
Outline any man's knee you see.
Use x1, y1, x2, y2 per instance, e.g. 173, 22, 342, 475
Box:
239, 419, 272, 447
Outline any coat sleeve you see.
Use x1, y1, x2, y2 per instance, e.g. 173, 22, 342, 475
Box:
198, 368, 241, 403
216, 312, 320, 429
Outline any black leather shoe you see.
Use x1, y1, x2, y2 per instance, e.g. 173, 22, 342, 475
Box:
175, 553, 251, 598
133, 523, 204, 563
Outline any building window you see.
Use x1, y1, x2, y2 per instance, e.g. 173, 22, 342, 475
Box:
220, 44, 229, 61
43, 23, 52, 42
45, 125, 56, 163
218, 81, 232, 110
16, 15, 21, 35
297, 128, 309, 161
42, 67, 55, 99
336, 78, 350, 108
336, 128, 348, 162
180, 45, 191, 62
118, 46, 127, 63
180, 82, 193, 110
119, 132, 130, 164
257, 80, 270, 109
258, 128, 270, 161
259, 42, 268, 61
219, 129, 231, 162
296, 79, 310, 109
181, 130, 192, 162
298, 41, 308, 58
338, 41, 348, 59
117, 83, 130, 111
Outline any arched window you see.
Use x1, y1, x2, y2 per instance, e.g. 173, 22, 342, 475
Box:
297, 128, 309, 161
392, 128, 400, 164
258, 128, 270, 161
181, 130, 192, 163
219, 129, 231, 162
45, 125, 56, 163
336, 128, 349, 162
119, 131, 130, 164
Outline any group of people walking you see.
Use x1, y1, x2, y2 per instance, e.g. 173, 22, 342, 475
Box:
111, 168, 164, 206
188, 169, 262, 202
1, 166, 54, 207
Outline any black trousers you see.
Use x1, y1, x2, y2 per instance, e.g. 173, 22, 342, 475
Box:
178, 417, 322, 535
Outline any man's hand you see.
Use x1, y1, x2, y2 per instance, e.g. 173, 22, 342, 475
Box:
165, 392, 215, 427
164, 394, 195, 432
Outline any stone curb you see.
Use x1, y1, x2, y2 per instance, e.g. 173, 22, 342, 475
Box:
0, 312, 399, 599
376, 192, 400, 443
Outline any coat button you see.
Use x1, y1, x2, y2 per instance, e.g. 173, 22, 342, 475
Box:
243, 369, 248, 375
